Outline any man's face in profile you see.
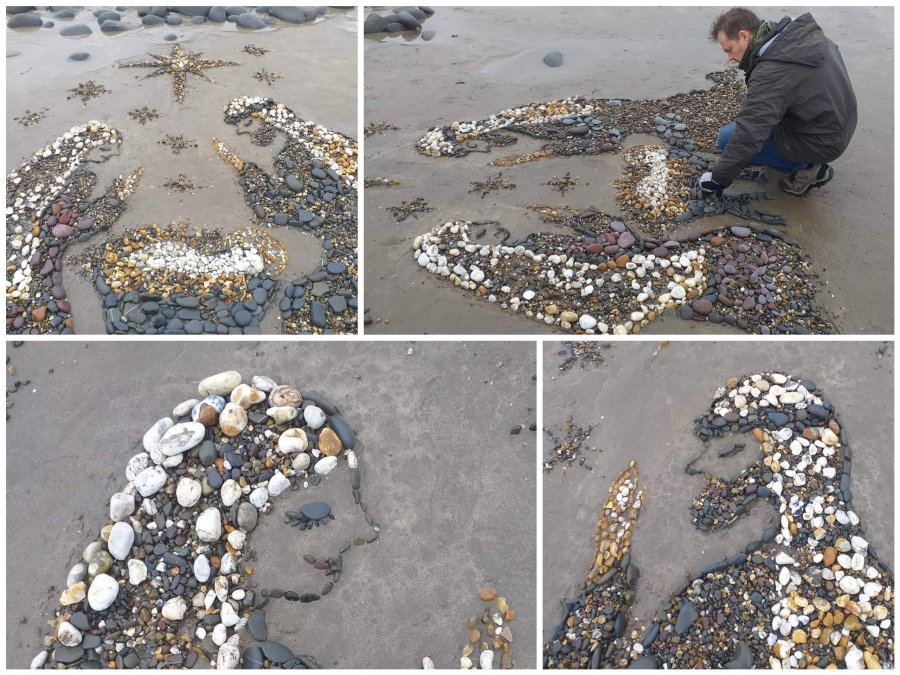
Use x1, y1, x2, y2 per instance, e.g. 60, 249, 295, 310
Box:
717, 29, 752, 62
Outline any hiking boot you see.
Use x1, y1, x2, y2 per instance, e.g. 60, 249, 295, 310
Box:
779, 164, 834, 196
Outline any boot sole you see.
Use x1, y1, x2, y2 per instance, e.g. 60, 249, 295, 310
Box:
779, 166, 834, 196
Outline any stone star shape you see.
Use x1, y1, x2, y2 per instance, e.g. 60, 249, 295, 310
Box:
119, 43, 239, 106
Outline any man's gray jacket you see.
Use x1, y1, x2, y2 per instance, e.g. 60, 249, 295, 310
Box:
712, 13, 858, 187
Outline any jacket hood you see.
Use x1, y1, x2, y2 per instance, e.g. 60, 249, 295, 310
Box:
757, 13, 827, 68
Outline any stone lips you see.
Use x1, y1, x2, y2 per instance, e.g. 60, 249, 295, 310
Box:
37, 371, 371, 670
544, 373, 893, 669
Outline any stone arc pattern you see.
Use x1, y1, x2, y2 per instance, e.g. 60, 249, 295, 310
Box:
33, 371, 377, 670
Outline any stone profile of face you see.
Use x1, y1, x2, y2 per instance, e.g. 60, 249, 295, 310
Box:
35, 370, 375, 670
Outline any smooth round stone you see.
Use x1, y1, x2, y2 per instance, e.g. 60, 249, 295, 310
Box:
193, 395, 225, 426
67, 563, 87, 587
176, 477, 202, 507
194, 554, 212, 582
249, 612, 268, 642
173, 398, 199, 417
196, 507, 222, 542
269, 384, 302, 407
317, 427, 343, 456
68, 51, 90, 61
292, 453, 311, 472
159, 422, 206, 456
83, 541, 102, 564
221, 602, 240, 627
198, 371, 242, 396
212, 623, 228, 646
314, 456, 337, 475
109, 492, 135, 521
87, 574, 118, 611
578, 314, 597, 331
219, 402, 248, 436
267, 405, 298, 425
277, 427, 308, 454
230, 383, 266, 408
267, 471, 290, 497
162, 597, 188, 621
127, 559, 147, 585
303, 405, 326, 429
143, 417, 174, 456
731, 225, 752, 238
60, 23, 92, 36
260, 641, 294, 665
329, 416, 357, 448
250, 375, 277, 392
543, 50, 563, 67
134, 466, 167, 497
237, 502, 258, 531
57, 621, 83, 647
107, 521, 134, 560
220, 479, 242, 507
60, 582, 87, 606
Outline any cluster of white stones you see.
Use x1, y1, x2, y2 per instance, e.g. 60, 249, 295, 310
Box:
5, 122, 120, 301
632, 146, 671, 209
125, 241, 267, 278
412, 221, 707, 335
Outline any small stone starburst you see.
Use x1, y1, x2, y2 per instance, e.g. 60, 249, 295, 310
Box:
119, 43, 239, 106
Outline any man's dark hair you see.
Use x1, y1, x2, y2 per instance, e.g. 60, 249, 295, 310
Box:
709, 8, 762, 41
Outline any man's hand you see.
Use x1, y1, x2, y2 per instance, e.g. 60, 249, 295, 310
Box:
699, 171, 723, 199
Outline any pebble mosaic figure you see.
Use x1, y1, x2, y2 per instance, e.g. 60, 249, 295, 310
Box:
31, 371, 379, 669
6, 96, 358, 335
544, 373, 893, 669
412, 69, 835, 335
700, 9, 858, 199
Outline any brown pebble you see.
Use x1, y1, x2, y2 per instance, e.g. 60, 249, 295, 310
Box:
823, 546, 837, 566
468, 628, 481, 643
480, 587, 497, 601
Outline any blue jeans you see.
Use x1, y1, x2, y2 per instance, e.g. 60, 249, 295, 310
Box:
717, 123, 808, 174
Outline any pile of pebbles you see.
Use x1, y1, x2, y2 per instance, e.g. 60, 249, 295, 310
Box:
417, 69, 745, 158
7, 6, 337, 33
544, 462, 645, 668
73, 225, 282, 336
364, 6, 435, 37
216, 96, 358, 334
5, 122, 145, 334
412, 210, 832, 335
543, 420, 596, 472
647, 373, 894, 668
32, 370, 372, 670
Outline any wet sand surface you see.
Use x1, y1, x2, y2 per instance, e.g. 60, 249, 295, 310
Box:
542, 341, 894, 642
7, 7, 357, 334
6, 341, 537, 668
364, 6, 893, 335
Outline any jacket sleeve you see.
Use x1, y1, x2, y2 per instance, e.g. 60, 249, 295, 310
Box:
712, 64, 794, 187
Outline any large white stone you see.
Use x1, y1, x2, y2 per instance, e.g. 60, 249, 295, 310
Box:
214, 575, 229, 602
220, 553, 237, 574
196, 508, 222, 542
578, 314, 597, 330
480, 649, 494, 670
249, 487, 268, 509
844, 645, 864, 670
250, 375, 277, 392
212, 623, 228, 646
839, 576, 862, 595
220, 602, 240, 627
162, 596, 188, 621
125, 452, 150, 481
87, 574, 119, 611
57, 621, 83, 647
172, 398, 199, 417
219, 402, 248, 437
227, 530, 246, 550
128, 559, 148, 585
346, 450, 358, 470
143, 417, 174, 457
107, 522, 134, 560
220, 479, 242, 507
779, 391, 805, 405
216, 643, 240, 669
267, 471, 291, 496
193, 554, 212, 583
109, 492, 135, 522
277, 427, 308, 454
134, 466, 168, 497
198, 371, 242, 397
158, 422, 206, 456
176, 477, 202, 507
314, 456, 337, 475
230, 384, 266, 409
303, 405, 326, 429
